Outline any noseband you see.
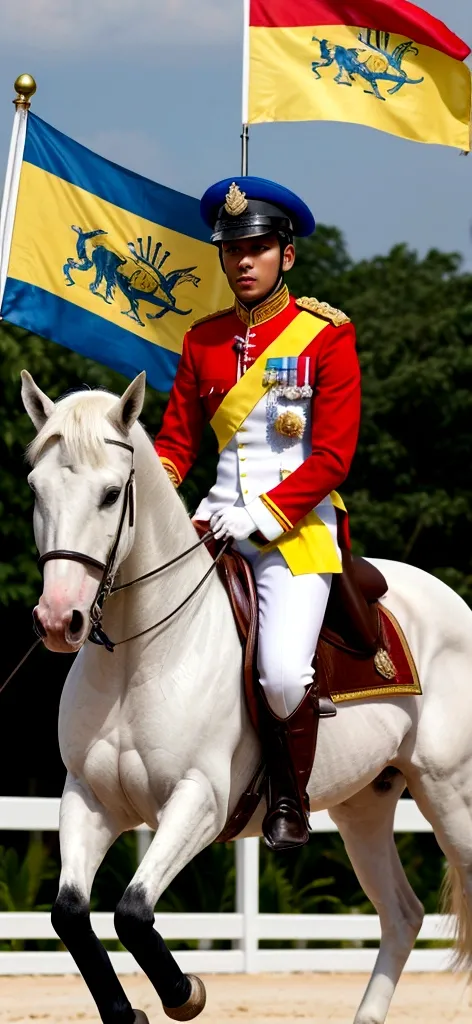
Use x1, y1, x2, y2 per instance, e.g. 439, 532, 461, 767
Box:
37, 438, 135, 580
35, 438, 224, 654
36, 439, 135, 649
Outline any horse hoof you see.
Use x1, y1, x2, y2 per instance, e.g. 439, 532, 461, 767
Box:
133, 1012, 150, 1024
163, 975, 207, 1020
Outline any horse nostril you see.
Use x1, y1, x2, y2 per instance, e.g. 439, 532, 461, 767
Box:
32, 609, 46, 638
70, 610, 85, 636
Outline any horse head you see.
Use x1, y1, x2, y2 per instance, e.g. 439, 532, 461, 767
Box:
21, 371, 146, 653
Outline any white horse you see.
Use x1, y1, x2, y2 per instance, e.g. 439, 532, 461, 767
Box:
20, 369, 472, 1024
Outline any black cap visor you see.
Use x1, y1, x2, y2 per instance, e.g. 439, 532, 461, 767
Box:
211, 215, 293, 244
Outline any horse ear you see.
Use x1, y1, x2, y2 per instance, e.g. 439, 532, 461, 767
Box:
108, 372, 146, 434
21, 370, 55, 431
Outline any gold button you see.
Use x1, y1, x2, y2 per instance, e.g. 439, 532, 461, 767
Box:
241, 473, 247, 478
238, 443, 245, 449
243, 489, 249, 495
239, 457, 246, 462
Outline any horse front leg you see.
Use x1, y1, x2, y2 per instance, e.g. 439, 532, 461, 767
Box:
51, 773, 137, 1024
114, 769, 223, 1021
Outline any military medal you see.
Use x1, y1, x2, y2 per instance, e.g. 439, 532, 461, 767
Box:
263, 355, 312, 439
274, 409, 305, 439
263, 356, 313, 400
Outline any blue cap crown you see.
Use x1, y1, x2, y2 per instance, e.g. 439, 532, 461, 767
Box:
201, 176, 315, 239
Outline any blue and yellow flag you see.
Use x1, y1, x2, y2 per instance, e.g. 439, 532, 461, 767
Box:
1, 114, 231, 391
248, 0, 471, 152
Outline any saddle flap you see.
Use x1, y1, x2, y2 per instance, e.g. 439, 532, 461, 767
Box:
216, 549, 260, 735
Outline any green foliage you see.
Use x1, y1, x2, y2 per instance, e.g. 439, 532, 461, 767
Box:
0, 838, 57, 912
0, 838, 58, 950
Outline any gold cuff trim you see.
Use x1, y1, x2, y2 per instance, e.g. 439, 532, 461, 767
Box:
159, 456, 182, 487
235, 284, 290, 328
260, 493, 293, 533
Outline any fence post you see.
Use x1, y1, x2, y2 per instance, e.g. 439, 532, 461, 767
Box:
136, 827, 153, 863
236, 837, 259, 973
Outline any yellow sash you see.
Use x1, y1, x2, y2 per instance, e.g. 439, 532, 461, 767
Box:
209, 310, 346, 576
210, 311, 326, 452
264, 492, 346, 575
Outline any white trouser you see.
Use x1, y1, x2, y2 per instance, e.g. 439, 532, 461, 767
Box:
235, 541, 332, 719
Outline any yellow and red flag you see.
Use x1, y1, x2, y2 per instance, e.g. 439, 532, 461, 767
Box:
247, 0, 471, 151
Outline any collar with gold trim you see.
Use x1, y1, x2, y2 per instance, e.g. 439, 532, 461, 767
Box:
234, 284, 290, 328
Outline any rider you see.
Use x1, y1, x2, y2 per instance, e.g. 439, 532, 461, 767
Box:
154, 176, 361, 851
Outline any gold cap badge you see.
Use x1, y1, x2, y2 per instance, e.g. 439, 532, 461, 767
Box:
225, 182, 248, 217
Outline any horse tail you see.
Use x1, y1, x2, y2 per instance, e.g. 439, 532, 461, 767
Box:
440, 864, 472, 970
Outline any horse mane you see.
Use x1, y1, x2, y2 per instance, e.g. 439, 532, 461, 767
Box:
27, 389, 122, 468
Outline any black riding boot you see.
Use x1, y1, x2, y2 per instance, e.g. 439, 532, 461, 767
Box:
261, 685, 320, 852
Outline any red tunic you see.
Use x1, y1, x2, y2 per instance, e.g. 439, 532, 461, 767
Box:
155, 292, 361, 543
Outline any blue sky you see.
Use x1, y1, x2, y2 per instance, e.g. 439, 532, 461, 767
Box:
0, 0, 471, 268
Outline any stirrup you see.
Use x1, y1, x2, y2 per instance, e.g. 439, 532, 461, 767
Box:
263, 796, 310, 851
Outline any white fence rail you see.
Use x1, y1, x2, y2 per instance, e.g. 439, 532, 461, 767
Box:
0, 797, 453, 974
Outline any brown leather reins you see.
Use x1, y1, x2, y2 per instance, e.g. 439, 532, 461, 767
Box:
2, 438, 226, 692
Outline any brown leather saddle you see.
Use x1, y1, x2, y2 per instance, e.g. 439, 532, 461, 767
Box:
216, 546, 393, 733
195, 526, 421, 842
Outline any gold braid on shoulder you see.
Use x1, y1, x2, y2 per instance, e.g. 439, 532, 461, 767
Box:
296, 296, 350, 327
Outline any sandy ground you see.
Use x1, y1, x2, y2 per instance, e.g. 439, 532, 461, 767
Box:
0, 974, 470, 1023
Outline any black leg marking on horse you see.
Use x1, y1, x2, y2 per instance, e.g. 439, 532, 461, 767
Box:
52, 885, 135, 1024
115, 885, 192, 1010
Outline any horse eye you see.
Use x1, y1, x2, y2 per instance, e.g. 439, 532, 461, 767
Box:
102, 488, 121, 507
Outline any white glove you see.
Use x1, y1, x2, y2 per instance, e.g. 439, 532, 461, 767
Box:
210, 506, 257, 542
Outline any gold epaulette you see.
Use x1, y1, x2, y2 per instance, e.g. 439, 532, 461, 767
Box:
296, 296, 350, 327
189, 305, 234, 330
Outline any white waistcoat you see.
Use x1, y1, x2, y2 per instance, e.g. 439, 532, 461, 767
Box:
195, 388, 337, 547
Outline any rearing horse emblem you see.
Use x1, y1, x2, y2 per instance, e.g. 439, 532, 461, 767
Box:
312, 29, 425, 101
63, 227, 201, 327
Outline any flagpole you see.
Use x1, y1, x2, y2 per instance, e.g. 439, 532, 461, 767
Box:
0, 74, 36, 313
241, 0, 250, 175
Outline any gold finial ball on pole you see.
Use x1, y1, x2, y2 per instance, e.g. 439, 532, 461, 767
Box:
13, 74, 37, 109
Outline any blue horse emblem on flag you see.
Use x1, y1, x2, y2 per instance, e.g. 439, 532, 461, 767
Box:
63, 227, 201, 327
312, 29, 425, 101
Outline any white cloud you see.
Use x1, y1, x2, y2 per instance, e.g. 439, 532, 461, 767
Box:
2, 0, 242, 52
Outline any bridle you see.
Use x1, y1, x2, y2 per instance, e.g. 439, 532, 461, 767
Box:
34, 438, 227, 653
2, 437, 226, 695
